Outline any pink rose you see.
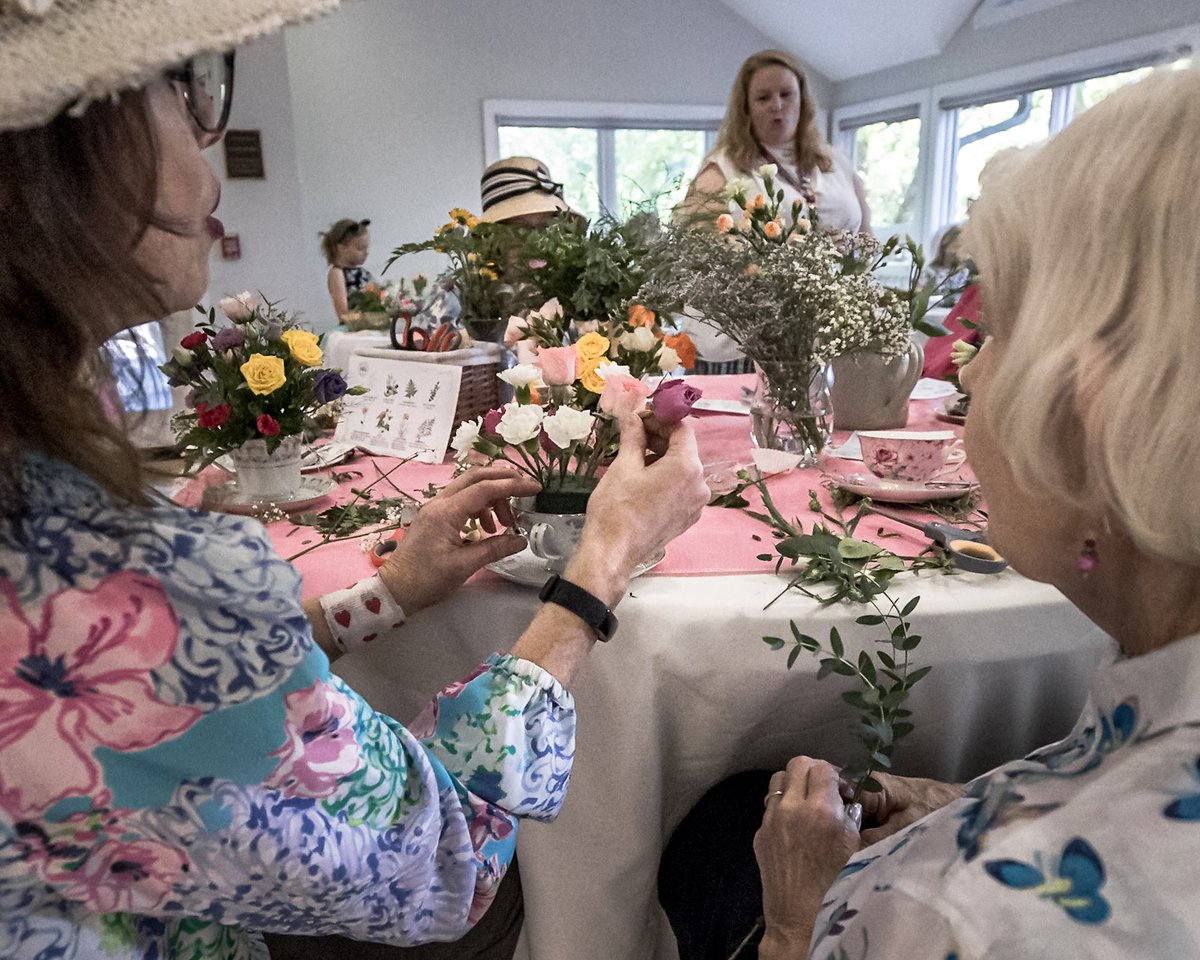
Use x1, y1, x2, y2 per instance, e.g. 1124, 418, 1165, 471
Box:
598, 373, 652, 417
651, 379, 703, 424
482, 407, 504, 437
534, 345, 577, 385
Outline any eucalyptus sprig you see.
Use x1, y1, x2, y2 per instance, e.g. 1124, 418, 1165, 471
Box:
742, 477, 948, 795
764, 593, 929, 802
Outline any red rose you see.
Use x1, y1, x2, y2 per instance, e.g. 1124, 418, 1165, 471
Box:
180, 331, 207, 350
195, 401, 230, 428
256, 414, 280, 436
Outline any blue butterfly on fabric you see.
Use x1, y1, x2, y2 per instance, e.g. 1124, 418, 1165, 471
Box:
1164, 755, 1200, 821
984, 837, 1110, 924
955, 783, 1059, 863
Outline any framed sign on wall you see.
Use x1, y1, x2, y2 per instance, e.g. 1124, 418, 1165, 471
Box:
223, 129, 265, 179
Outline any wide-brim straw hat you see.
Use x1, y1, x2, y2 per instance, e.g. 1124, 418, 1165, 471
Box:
479, 156, 583, 224
0, 0, 342, 132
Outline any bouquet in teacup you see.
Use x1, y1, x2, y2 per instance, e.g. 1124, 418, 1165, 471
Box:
450, 298, 701, 511
161, 293, 365, 470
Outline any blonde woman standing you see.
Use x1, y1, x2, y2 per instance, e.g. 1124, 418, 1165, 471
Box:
681, 49, 870, 234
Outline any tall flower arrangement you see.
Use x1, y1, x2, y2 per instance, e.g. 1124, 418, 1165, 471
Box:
161, 294, 364, 469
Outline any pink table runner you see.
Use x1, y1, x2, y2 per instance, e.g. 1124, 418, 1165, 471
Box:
174, 375, 974, 597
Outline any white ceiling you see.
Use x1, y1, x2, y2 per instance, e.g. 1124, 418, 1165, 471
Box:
718, 0, 987, 81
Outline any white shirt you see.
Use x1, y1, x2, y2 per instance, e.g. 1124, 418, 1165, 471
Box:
812, 633, 1200, 959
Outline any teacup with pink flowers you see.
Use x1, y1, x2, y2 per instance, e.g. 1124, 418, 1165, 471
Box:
858, 430, 964, 483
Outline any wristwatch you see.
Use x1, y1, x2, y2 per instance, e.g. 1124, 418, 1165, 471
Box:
538, 574, 618, 642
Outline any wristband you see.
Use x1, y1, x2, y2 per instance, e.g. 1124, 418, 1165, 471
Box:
321, 575, 407, 653
538, 574, 618, 642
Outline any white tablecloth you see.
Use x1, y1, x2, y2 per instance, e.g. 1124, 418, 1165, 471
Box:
333, 565, 1112, 960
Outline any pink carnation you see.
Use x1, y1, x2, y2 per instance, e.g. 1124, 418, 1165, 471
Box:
598, 374, 652, 417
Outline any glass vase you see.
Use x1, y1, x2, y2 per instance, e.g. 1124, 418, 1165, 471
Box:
749, 361, 834, 465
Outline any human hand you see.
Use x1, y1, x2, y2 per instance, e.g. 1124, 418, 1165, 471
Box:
563, 415, 707, 607
850, 772, 964, 846
376, 464, 541, 615
754, 758, 862, 960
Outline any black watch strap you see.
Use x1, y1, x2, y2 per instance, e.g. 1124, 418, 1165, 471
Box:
538, 575, 618, 642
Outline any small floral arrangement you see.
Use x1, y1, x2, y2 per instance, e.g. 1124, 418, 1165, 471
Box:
161, 293, 366, 469
388, 209, 517, 321
450, 302, 702, 511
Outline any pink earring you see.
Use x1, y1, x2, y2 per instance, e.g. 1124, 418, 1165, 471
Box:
1077, 538, 1099, 575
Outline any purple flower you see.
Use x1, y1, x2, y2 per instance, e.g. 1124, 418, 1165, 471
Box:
313, 369, 348, 404
652, 378, 703, 424
212, 327, 245, 352
160, 358, 189, 388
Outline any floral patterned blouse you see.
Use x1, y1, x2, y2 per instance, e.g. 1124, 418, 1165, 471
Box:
0, 455, 576, 959
811, 634, 1200, 959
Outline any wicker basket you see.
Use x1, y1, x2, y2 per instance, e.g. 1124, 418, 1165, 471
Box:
353, 344, 502, 426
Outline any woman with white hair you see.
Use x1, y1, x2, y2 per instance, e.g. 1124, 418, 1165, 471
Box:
661, 67, 1200, 959
0, 2, 708, 958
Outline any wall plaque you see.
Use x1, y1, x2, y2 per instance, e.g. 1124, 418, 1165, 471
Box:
223, 129, 265, 179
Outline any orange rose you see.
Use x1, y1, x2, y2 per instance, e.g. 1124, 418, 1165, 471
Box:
664, 333, 696, 370
627, 304, 657, 328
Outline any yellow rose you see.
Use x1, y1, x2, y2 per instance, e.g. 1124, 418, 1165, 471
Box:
575, 332, 610, 363
578, 357, 607, 394
240, 353, 286, 395
280, 329, 323, 367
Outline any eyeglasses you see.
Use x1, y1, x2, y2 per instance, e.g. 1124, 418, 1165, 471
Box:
166, 50, 236, 135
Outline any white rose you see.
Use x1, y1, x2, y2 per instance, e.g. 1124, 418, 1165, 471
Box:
658, 344, 682, 371
450, 418, 482, 461
596, 360, 631, 382
758, 162, 778, 180
619, 326, 657, 352
219, 291, 258, 322
496, 402, 545, 445
542, 407, 596, 449
497, 364, 544, 388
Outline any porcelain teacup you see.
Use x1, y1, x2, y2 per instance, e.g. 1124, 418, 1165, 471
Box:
510, 497, 588, 574
858, 430, 964, 484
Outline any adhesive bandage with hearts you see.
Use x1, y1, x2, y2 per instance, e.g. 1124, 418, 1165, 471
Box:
320, 575, 407, 653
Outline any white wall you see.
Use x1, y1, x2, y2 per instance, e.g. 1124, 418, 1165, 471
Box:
203, 31, 310, 321
834, 0, 1200, 107
272, 0, 825, 330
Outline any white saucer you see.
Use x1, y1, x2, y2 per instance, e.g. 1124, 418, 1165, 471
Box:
487, 547, 666, 587
203, 476, 338, 514
825, 469, 977, 504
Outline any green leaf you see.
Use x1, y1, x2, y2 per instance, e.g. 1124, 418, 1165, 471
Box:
897, 633, 922, 651
817, 659, 837, 680
892, 722, 915, 738
878, 651, 896, 670
838, 537, 882, 559
830, 660, 857, 677
786, 646, 803, 670
901, 596, 920, 617
829, 626, 844, 658
871, 751, 893, 769
855, 614, 885, 626
857, 651, 876, 685
905, 665, 933, 687
859, 776, 884, 793
875, 554, 906, 572
763, 636, 786, 650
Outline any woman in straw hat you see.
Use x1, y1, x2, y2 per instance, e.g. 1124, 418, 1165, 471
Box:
0, 2, 708, 958
660, 67, 1200, 960
479, 156, 582, 228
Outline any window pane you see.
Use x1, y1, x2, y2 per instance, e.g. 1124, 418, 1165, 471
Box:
953, 88, 1052, 220
1072, 56, 1190, 117
852, 116, 921, 232
496, 125, 600, 222
614, 128, 707, 221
